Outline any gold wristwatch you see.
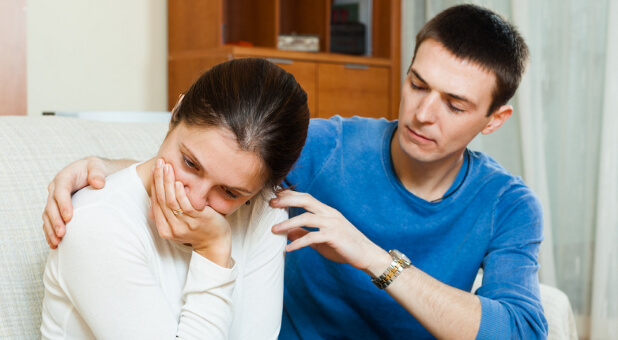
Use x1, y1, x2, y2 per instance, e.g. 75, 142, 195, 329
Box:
371, 249, 411, 289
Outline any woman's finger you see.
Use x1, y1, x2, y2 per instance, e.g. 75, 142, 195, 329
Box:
163, 164, 181, 212
175, 181, 196, 215
151, 175, 174, 240
154, 159, 167, 208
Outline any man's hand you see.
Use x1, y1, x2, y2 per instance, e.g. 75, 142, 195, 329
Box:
150, 160, 232, 268
42, 157, 109, 249
269, 190, 389, 274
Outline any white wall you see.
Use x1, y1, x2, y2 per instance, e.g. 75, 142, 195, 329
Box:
27, 0, 167, 116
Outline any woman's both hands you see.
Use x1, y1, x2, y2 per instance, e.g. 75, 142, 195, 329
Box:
151, 158, 232, 268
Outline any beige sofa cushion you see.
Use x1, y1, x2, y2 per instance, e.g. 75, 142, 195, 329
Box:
0, 116, 167, 339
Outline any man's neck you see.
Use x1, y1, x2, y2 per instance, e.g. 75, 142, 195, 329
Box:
390, 130, 465, 202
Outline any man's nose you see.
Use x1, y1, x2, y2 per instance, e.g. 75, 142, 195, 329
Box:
415, 92, 439, 124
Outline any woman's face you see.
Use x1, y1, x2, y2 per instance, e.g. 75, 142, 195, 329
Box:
157, 123, 266, 216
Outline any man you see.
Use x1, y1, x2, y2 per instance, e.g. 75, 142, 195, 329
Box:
43, 5, 547, 339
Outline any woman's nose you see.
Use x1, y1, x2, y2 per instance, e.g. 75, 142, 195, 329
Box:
184, 181, 212, 211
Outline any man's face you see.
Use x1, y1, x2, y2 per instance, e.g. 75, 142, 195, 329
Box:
396, 38, 506, 165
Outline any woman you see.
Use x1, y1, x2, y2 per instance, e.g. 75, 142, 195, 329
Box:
40, 58, 309, 339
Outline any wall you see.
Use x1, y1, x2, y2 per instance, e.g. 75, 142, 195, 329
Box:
27, 0, 167, 117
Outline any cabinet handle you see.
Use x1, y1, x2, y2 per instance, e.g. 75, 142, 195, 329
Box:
344, 64, 369, 70
267, 58, 293, 65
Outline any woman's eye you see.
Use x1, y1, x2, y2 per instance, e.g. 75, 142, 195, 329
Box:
221, 187, 239, 199
183, 156, 197, 169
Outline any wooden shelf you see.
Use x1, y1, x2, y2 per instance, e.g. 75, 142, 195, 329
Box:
168, 0, 401, 119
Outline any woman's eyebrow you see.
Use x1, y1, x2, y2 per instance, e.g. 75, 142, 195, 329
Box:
181, 142, 254, 195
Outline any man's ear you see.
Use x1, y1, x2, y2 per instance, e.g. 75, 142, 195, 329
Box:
481, 104, 513, 135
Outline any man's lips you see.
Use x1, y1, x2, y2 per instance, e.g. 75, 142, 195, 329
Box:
407, 126, 434, 143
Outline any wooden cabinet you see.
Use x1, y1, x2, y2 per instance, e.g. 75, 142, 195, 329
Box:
168, 0, 400, 120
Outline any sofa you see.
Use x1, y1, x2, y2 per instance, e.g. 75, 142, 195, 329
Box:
0, 116, 577, 339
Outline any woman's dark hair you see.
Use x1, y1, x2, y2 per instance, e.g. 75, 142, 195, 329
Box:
413, 4, 530, 116
170, 58, 310, 191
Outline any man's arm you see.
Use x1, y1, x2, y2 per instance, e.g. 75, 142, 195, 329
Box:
270, 190, 545, 340
42, 157, 137, 248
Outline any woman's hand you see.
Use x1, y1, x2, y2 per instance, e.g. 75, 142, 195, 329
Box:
151, 160, 232, 268
43, 157, 109, 249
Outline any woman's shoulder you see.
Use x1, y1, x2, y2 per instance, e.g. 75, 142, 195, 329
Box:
228, 193, 287, 244
65, 166, 151, 245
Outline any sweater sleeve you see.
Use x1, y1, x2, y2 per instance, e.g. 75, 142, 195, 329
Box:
475, 182, 548, 339
228, 202, 288, 339
55, 205, 237, 340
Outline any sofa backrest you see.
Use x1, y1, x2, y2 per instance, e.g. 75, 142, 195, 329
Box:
0, 116, 167, 339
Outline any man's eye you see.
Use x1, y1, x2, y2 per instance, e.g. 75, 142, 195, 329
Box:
410, 82, 426, 91
448, 102, 464, 113
183, 156, 197, 169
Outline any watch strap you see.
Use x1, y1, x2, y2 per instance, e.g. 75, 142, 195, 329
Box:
371, 250, 410, 289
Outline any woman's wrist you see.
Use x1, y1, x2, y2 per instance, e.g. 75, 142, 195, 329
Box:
193, 235, 233, 268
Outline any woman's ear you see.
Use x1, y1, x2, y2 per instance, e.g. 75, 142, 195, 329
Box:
481, 104, 512, 135
169, 94, 185, 129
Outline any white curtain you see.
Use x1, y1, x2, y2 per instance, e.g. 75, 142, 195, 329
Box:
402, 1, 618, 339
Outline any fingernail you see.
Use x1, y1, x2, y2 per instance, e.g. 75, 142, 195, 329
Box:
156, 159, 163, 168
176, 181, 182, 190
164, 164, 170, 174
61, 210, 69, 220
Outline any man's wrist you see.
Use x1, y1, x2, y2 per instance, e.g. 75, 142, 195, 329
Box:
363, 249, 395, 277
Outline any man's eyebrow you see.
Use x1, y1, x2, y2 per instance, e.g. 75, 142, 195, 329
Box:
180, 142, 254, 195
410, 68, 476, 108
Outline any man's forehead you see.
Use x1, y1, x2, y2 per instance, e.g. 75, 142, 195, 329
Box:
410, 40, 497, 105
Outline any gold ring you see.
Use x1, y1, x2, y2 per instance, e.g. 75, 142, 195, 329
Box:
172, 208, 183, 215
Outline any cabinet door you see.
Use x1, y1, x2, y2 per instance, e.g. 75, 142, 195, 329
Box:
168, 55, 231, 110
317, 63, 390, 119
267, 58, 317, 117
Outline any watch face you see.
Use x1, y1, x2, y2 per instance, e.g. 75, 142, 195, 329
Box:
391, 249, 411, 265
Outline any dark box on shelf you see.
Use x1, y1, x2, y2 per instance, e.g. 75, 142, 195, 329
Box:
330, 22, 366, 55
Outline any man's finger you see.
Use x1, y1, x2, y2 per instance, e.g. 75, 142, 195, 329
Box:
45, 191, 67, 237
52, 176, 75, 223
286, 227, 310, 241
270, 191, 331, 215
272, 212, 331, 233
86, 158, 107, 189
285, 230, 325, 252
42, 212, 60, 248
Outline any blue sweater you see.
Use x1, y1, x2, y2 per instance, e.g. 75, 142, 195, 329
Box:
280, 117, 547, 339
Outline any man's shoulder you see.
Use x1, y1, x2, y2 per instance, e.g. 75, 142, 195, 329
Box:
306, 115, 395, 149
309, 115, 394, 135
467, 149, 541, 212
